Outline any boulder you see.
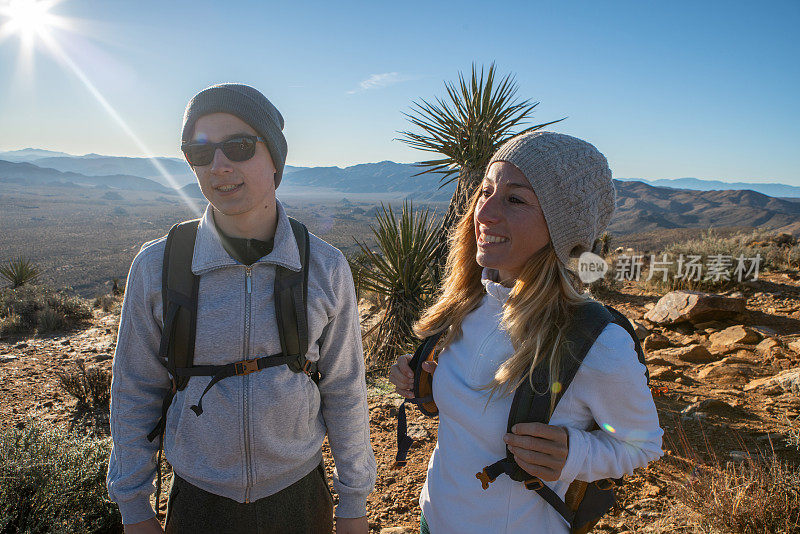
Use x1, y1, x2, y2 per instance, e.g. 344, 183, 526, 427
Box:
709, 325, 760, 347
643, 333, 670, 352
787, 339, 800, 354
644, 291, 746, 325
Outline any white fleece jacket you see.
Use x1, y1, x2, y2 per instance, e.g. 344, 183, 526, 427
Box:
419, 271, 663, 534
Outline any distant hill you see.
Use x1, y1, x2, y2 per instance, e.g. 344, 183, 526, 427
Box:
0, 148, 74, 161
611, 180, 800, 234
0, 160, 170, 192
617, 177, 800, 199
28, 155, 196, 188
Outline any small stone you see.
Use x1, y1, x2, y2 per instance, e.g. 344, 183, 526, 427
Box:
643, 333, 670, 352
406, 424, 428, 441
14, 342, 28, 349
709, 325, 760, 347
756, 337, 781, 355
0, 355, 18, 363
787, 339, 800, 354
660, 344, 716, 363
728, 450, 750, 461
681, 398, 732, 417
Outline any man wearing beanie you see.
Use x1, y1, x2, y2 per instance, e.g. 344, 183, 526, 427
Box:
108, 84, 376, 534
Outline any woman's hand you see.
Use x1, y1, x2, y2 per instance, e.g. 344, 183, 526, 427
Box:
335, 515, 368, 534
388, 354, 437, 399
123, 517, 164, 534
503, 422, 569, 482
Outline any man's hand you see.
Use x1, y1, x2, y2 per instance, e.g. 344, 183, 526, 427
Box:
123, 517, 164, 534
335, 515, 368, 534
503, 422, 569, 481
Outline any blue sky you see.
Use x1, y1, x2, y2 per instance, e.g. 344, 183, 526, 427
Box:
0, 0, 798, 184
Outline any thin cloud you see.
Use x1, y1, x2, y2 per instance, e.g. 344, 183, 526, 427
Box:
347, 72, 409, 94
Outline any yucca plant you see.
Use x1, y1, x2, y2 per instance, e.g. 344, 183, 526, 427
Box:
399, 63, 563, 273
356, 201, 439, 372
0, 257, 40, 288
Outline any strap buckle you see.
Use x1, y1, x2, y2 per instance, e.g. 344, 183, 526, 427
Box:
524, 477, 544, 491
594, 478, 615, 490
302, 359, 314, 375
234, 359, 259, 376
476, 468, 496, 490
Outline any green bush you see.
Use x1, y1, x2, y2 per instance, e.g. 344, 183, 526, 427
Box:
356, 201, 438, 372
0, 285, 92, 337
0, 258, 40, 289
0, 422, 122, 533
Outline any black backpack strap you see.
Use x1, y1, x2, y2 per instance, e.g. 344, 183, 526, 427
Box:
275, 217, 315, 378
393, 332, 443, 468
146, 219, 200, 518
476, 301, 619, 526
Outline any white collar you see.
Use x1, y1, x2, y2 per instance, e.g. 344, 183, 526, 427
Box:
480, 268, 513, 304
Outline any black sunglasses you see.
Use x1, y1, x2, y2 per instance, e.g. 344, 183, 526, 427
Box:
181, 135, 266, 166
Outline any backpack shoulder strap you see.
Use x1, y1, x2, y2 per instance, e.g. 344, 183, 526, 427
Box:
159, 219, 200, 391
274, 217, 312, 375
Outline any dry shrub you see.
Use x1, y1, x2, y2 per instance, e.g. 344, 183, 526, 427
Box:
0, 284, 92, 336
0, 421, 122, 533
674, 453, 800, 533
55, 360, 111, 411
93, 294, 120, 313
666, 417, 800, 534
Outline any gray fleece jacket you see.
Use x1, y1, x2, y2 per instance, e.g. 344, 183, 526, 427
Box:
107, 201, 376, 524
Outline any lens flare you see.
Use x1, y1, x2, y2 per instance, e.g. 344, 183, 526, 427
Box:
0, 0, 201, 216
602, 423, 616, 433
551, 381, 562, 394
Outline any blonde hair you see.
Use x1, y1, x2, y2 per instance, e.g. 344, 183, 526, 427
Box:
415, 189, 591, 412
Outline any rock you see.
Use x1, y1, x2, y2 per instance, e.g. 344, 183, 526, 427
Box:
0, 355, 18, 363
693, 320, 727, 332
709, 325, 760, 347
773, 368, 800, 394
14, 342, 28, 349
756, 338, 781, 355
649, 366, 680, 381
381, 527, 415, 534
643, 333, 670, 352
750, 325, 778, 337
681, 398, 733, 417
406, 424, 428, 441
644, 291, 746, 325
787, 339, 800, 354
728, 450, 750, 461
658, 344, 716, 363
632, 320, 649, 341
697, 361, 754, 384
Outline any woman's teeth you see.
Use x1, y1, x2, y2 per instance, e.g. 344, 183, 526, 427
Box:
483, 234, 508, 244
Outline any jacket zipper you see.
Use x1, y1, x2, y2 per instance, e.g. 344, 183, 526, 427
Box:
243, 266, 253, 503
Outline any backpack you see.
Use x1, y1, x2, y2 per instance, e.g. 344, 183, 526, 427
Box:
394, 301, 649, 534
145, 217, 318, 515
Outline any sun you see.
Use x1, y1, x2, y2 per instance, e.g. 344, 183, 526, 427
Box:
0, 0, 59, 41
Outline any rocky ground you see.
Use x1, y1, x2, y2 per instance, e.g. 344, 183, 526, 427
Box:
2, 270, 800, 533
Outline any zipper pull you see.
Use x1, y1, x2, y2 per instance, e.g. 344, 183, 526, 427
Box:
245, 266, 252, 294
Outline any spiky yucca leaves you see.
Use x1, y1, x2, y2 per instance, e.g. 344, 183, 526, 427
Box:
398, 63, 563, 274
0, 257, 40, 288
356, 201, 439, 372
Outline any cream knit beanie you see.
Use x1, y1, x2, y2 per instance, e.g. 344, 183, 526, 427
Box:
487, 131, 616, 268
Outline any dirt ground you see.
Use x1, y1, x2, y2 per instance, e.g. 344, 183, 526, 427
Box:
2, 270, 800, 533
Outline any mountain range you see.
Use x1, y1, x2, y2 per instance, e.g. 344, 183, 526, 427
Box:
1, 148, 799, 235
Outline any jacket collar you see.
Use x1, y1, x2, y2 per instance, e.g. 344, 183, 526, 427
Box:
481, 268, 513, 304
191, 199, 302, 275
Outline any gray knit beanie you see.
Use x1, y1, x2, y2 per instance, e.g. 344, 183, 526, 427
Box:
487, 131, 616, 268
181, 83, 288, 187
